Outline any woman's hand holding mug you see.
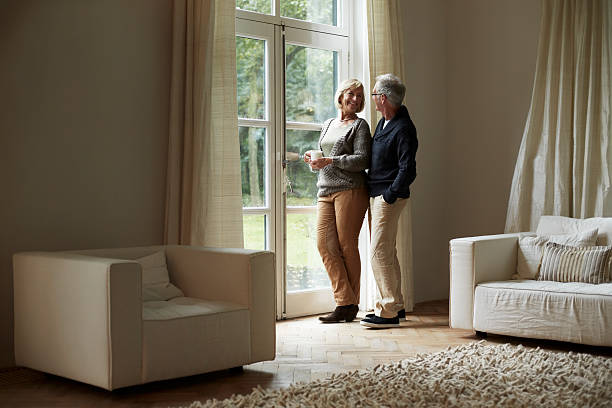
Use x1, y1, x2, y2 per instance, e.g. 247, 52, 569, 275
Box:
310, 150, 323, 160
303, 150, 312, 164
305, 150, 331, 170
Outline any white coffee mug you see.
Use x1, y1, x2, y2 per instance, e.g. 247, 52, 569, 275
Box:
310, 150, 323, 160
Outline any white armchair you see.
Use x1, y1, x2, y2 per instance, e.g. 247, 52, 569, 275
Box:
13, 245, 276, 390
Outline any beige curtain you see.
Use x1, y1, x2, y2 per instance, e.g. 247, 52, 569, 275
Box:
365, 0, 415, 312
506, 0, 612, 232
165, 0, 243, 248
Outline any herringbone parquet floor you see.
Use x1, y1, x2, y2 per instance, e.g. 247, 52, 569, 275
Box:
263, 300, 474, 384
0, 299, 609, 408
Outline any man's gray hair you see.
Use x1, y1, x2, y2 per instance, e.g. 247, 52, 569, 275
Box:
375, 74, 405, 107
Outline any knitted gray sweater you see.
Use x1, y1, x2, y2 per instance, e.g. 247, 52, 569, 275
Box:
315, 118, 372, 197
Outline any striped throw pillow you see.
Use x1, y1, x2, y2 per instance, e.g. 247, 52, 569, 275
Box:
538, 242, 612, 284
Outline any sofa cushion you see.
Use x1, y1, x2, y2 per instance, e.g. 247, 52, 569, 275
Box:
537, 216, 612, 246
478, 279, 612, 295
474, 280, 612, 347
538, 242, 612, 284
136, 251, 184, 301
516, 228, 598, 279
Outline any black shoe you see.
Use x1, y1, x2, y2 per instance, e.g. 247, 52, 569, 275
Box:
365, 309, 406, 321
360, 315, 400, 328
346, 304, 359, 322
319, 305, 358, 323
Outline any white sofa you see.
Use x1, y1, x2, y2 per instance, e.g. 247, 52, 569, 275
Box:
449, 216, 612, 347
13, 245, 276, 390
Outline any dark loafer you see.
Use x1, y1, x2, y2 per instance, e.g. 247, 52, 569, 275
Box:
319, 304, 359, 323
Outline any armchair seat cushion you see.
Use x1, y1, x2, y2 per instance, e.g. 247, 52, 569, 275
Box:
142, 299, 251, 383
474, 280, 612, 346
143, 297, 246, 320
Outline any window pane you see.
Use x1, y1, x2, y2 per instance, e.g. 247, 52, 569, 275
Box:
286, 213, 329, 291
243, 214, 266, 250
239, 126, 266, 207
285, 44, 338, 123
281, 0, 338, 26
236, 0, 272, 15
236, 36, 265, 120
286, 129, 319, 206
285, 44, 337, 123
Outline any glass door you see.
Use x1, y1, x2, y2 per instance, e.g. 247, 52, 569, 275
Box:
236, 1, 351, 319
283, 27, 348, 317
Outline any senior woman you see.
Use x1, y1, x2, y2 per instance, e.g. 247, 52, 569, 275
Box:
304, 78, 372, 323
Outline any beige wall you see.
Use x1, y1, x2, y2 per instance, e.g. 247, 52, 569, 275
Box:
0, 0, 543, 367
403, 0, 541, 303
402, 0, 449, 303
446, 0, 542, 238
0, 0, 172, 367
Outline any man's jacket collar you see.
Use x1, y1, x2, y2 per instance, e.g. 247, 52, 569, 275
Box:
375, 105, 409, 137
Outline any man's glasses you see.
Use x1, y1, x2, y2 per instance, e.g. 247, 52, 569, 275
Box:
371, 93, 383, 97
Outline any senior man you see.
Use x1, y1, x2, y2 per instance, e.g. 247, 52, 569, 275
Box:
360, 73, 418, 329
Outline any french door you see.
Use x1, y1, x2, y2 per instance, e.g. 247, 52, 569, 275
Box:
236, 8, 349, 318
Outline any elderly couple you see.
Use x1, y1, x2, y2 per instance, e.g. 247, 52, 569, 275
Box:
304, 73, 418, 329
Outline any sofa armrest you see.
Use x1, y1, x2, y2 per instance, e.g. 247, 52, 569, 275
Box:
13, 252, 142, 390
165, 246, 276, 362
449, 233, 520, 330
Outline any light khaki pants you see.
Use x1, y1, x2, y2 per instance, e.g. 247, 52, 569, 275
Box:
317, 188, 369, 306
369, 195, 408, 318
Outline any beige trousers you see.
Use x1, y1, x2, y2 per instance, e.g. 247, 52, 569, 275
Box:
369, 195, 408, 318
317, 188, 369, 306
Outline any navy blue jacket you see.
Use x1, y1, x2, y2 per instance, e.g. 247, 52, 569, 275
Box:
367, 105, 418, 203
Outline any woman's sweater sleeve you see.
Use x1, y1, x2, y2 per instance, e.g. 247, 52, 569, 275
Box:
331, 119, 372, 172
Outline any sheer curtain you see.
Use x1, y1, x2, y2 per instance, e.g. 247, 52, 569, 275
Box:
164, 0, 243, 248
505, 0, 612, 232
362, 0, 415, 312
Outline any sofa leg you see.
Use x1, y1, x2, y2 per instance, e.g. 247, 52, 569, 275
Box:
475, 330, 487, 339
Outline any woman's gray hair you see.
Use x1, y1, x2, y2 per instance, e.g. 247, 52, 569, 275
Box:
374, 74, 405, 107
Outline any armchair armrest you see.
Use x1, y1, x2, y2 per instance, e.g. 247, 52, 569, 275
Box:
449, 233, 520, 330
165, 245, 276, 362
13, 252, 142, 390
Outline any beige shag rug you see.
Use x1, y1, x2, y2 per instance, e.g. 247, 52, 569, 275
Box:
188, 341, 612, 407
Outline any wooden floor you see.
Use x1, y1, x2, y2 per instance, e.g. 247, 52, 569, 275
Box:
1, 299, 610, 408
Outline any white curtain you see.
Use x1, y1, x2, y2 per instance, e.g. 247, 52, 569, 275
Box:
363, 0, 415, 312
506, 0, 612, 233
164, 0, 243, 248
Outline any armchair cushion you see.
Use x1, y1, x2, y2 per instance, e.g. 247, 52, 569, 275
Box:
142, 297, 250, 383
143, 297, 245, 320
136, 250, 184, 301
